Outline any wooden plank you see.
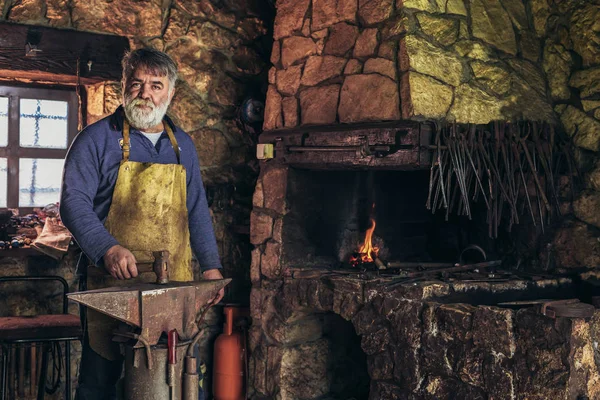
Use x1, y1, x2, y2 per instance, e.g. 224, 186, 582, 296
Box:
0, 21, 129, 83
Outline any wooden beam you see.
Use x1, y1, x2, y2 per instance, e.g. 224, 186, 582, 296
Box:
0, 69, 104, 85
0, 21, 129, 83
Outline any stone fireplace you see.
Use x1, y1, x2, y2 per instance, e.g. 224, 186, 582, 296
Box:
248, 0, 600, 399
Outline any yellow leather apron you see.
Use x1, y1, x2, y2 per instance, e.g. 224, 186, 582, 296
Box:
87, 119, 194, 360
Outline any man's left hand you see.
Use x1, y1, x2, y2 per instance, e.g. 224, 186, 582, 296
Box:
203, 269, 225, 304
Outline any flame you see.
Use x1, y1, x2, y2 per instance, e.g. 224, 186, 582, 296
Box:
349, 217, 379, 267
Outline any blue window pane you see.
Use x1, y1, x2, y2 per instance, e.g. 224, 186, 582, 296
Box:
19, 158, 64, 207
20, 99, 69, 149
0, 158, 6, 208
0, 97, 7, 147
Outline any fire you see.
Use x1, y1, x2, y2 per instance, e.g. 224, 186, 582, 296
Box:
349, 217, 379, 267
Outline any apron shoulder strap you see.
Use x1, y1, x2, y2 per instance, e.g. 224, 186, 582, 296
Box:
122, 119, 131, 162
165, 124, 181, 164
122, 119, 182, 164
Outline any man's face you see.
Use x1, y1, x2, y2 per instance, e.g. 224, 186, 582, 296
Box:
122, 67, 174, 131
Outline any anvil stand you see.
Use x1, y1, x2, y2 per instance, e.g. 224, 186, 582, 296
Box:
68, 279, 231, 400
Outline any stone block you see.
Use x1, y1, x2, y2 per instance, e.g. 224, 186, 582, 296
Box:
339, 74, 400, 122
72, 0, 161, 37
453, 40, 494, 61
364, 58, 396, 79
530, 0, 550, 36
238, 17, 267, 42
190, 128, 231, 168
401, 72, 453, 119
556, 105, 600, 152
358, 0, 394, 26
501, 0, 528, 30
301, 17, 311, 36
271, 40, 281, 66
281, 97, 299, 127
312, 0, 358, 31
273, 0, 309, 39
416, 13, 459, 46
280, 339, 331, 399
378, 40, 396, 59
262, 240, 282, 279
46, 0, 71, 27
382, 14, 408, 40
169, 84, 210, 133
281, 36, 317, 68
361, 327, 390, 355
571, 4, 600, 67
506, 78, 554, 122
420, 376, 487, 399
400, 35, 464, 86
550, 219, 600, 269
344, 59, 363, 74
253, 179, 264, 208
570, 67, 600, 99
324, 22, 359, 56
299, 85, 340, 124
470, 61, 511, 95
582, 100, 600, 114
272, 313, 323, 346
446, 0, 467, 15
513, 308, 571, 398
369, 380, 405, 400
367, 349, 394, 380
250, 211, 273, 245
574, 190, 600, 229
268, 67, 276, 85
272, 218, 283, 243
399, 0, 439, 12
250, 248, 261, 283
448, 84, 504, 124
353, 28, 379, 58
520, 31, 541, 62
262, 166, 288, 214
507, 59, 546, 95
469, 0, 517, 55
263, 85, 283, 130
276, 65, 302, 96
472, 306, 515, 356
300, 55, 346, 86
543, 42, 573, 101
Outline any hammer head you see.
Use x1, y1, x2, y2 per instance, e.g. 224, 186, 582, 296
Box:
151, 250, 170, 284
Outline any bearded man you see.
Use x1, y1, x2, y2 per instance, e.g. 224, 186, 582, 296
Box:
60, 48, 224, 400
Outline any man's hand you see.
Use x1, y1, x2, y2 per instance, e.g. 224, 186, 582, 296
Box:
102, 245, 138, 280
203, 269, 225, 304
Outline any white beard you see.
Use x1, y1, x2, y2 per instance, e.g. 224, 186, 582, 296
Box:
123, 96, 170, 131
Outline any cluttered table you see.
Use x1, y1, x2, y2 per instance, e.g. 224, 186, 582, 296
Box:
0, 204, 72, 261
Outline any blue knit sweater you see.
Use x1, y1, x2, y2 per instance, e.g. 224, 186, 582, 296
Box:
60, 106, 222, 273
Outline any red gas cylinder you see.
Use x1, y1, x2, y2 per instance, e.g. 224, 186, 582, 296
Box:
213, 306, 249, 400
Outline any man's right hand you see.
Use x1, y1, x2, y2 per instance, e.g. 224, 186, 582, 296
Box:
102, 245, 138, 280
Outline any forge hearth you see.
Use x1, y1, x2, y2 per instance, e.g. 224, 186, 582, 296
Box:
249, 161, 600, 400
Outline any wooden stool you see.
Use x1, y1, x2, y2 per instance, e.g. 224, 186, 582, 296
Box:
0, 276, 82, 400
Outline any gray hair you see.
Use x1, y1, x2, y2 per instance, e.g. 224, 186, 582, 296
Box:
121, 48, 178, 90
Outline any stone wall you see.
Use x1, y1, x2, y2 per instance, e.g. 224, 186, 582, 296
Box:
263, 0, 558, 129
538, 0, 600, 271
1, 0, 272, 398
249, 271, 600, 399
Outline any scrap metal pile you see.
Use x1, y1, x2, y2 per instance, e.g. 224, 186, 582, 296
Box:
426, 121, 577, 237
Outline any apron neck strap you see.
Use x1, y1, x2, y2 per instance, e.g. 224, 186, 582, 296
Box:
122, 119, 181, 164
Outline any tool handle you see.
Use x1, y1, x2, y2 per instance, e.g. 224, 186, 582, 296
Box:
168, 329, 178, 364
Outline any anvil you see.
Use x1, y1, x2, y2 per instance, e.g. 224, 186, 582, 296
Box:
68, 279, 231, 346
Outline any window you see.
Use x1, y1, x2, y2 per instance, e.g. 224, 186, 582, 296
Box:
0, 86, 78, 210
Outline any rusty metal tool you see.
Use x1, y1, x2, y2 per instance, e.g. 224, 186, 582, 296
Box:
497, 299, 595, 319
168, 330, 178, 400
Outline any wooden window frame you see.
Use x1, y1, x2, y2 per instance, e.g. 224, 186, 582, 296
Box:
0, 85, 78, 213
